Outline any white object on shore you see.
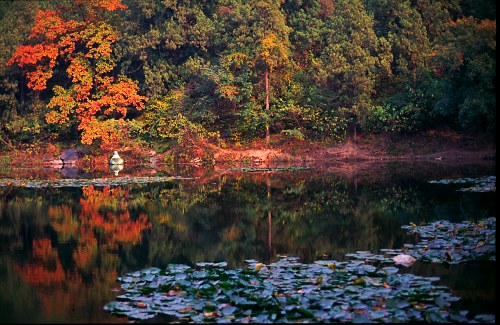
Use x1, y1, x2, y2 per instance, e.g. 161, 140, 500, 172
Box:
109, 151, 124, 165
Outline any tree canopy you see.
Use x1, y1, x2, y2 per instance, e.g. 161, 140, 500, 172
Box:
1, 0, 495, 149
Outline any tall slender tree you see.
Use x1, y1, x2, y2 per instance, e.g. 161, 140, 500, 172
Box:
213, 0, 293, 143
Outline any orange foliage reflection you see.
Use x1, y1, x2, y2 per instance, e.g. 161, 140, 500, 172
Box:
15, 238, 73, 286
80, 185, 151, 244
14, 184, 151, 320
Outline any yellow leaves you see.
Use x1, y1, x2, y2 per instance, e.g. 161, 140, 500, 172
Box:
353, 277, 366, 285
9, 0, 146, 147
80, 0, 128, 11
219, 84, 239, 99
221, 52, 249, 70
101, 78, 148, 115
257, 33, 291, 72
95, 59, 115, 75
84, 23, 120, 59
46, 86, 76, 124
78, 118, 126, 146
67, 57, 93, 86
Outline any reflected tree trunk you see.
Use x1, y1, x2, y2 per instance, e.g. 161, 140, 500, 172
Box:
266, 173, 272, 260
265, 67, 270, 145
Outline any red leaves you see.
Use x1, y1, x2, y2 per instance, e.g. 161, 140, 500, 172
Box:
7, 43, 58, 90
29, 9, 68, 41
8, 0, 147, 146
26, 68, 55, 91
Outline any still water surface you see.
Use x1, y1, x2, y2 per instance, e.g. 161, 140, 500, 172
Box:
0, 162, 495, 323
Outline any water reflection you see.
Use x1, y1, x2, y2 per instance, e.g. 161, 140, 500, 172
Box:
0, 164, 495, 322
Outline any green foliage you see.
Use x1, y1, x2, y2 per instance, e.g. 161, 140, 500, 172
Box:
132, 92, 220, 146
0, 0, 496, 147
236, 101, 270, 141
280, 128, 305, 140
0, 1, 42, 143
431, 17, 496, 131
282, 103, 344, 142
364, 103, 422, 133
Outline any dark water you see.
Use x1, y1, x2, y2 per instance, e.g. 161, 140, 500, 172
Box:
0, 162, 495, 323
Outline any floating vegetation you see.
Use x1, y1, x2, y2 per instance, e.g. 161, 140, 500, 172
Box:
105, 218, 496, 323
218, 166, 311, 173
429, 176, 496, 192
104, 257, 481, 323
0, 176, 192, 188
399, 217, 495, 263
347, 218, 496, 265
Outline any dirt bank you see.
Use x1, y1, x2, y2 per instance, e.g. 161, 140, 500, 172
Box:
0, 130, 495, 180
209, 130, 495, 167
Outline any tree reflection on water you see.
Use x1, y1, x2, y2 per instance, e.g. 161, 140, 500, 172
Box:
0, 168, 495, 322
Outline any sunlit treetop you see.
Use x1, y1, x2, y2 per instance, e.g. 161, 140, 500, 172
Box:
7, 0, 146, 146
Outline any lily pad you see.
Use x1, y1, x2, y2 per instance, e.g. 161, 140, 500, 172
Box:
394, 217, 496, 264
104, 255, 493, 323
0, 176, 192, 188
428, 176, 496, 192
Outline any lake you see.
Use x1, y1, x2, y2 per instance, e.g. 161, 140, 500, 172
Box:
0, 160, 495, 323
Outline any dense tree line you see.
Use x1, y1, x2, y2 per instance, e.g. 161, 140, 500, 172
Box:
0, 0, 496, 149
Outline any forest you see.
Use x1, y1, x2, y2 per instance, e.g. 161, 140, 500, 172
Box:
0, 0, 496, 152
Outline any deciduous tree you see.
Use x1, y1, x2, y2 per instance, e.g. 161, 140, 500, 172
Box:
8, 0, 147, 146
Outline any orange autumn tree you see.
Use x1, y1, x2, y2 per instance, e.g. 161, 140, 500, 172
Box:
7, 0, 147, 146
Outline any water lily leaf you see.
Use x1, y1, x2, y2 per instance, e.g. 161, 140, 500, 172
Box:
143, 267, 161, 274
352, 313, 371, 323
434, 294, 451, 308
105, 253, 490, 323
317, 299, 334, 310
221, 305, 237, 316
296, 308, 314, 317
131, 311, 158, 320
382, 266, 399, 275
103, 301, 133, 312
192, 271, 207, 279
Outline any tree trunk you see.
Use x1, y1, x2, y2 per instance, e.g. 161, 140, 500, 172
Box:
353, 115, 357, 142
265, 67, 270, 145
